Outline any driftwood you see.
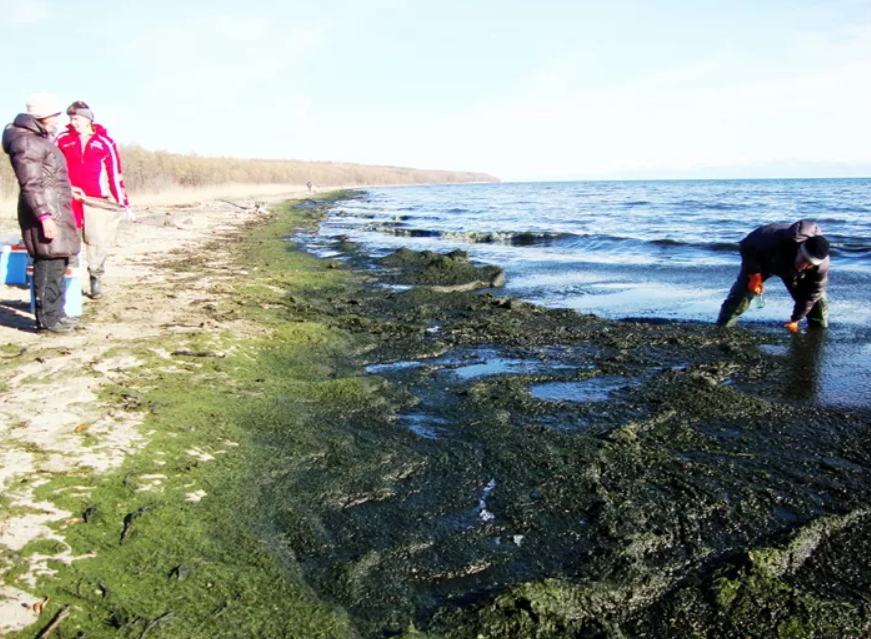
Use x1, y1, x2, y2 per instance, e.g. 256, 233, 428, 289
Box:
218, 199, 248, 210
139, 611, 174, 639
35, 604, 71, 639
428, 270, 507, 293
429, 280, 492, 293
219, 199, 268, 215
171, 349, 226, 358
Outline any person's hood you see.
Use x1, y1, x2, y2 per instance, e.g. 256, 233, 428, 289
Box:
787, 219, 823, 243
2, 113, 47, 154
787, 219, 830, 271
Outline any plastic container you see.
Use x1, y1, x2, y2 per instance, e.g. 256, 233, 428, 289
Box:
1, 245, 29, 285
27, 265, 83, 317
64, 267, 83, 316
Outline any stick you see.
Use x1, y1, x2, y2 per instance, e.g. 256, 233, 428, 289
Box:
171, 349, 226, 358
35, 605, 71, 639
218, 199, 248, 210
139, 611, 174, 639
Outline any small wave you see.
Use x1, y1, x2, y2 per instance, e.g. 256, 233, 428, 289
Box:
334, 209, 378, 219
831, 241, 871, 256
389, 228, 442, 238
359, 222, 403, 234
824, 205, 871, 214
674, 200, 748, 211
385, 228, 575, 246
439, 230, 574, 246
649, 238, 741, 253
382, 227, 745, 257
569, 235, 742, 255
706, 242, 740, 252
622, 200, 651, 207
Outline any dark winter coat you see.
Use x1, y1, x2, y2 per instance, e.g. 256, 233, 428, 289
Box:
2, 114, 80, 259
739, 219, 829, 322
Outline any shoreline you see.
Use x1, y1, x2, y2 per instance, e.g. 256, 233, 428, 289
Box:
1, 193, 870, 638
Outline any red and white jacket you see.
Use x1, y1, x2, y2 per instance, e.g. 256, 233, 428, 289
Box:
56, 123, 129, 227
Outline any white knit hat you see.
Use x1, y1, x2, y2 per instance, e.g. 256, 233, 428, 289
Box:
26, 93, 62, 119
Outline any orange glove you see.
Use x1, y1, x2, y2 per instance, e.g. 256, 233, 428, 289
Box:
785, 321, 800, 333
747, 273, 763, 295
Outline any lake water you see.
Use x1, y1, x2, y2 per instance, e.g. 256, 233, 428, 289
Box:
301, 179, 871, 407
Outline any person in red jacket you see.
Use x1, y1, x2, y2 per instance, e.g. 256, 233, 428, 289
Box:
56, 100, 129, 299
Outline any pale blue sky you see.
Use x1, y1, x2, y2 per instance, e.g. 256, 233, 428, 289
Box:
2, 0, 870, 181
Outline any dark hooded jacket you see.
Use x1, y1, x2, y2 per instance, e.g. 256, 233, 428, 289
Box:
739, 219, 829, 322
2, 113, 80, 258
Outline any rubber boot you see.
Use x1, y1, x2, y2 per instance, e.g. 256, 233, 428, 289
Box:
90, 276, 103, 299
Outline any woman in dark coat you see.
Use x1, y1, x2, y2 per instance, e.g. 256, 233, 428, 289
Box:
2, 93, 81, 333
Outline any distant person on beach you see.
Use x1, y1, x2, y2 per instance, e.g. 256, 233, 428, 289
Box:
716, 219, 830, 331
56, 100, 129, 299
307, 180, 313, 192
2, 93, 81, 334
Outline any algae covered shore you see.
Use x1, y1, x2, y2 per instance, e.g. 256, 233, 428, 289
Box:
2, 194, 871, 638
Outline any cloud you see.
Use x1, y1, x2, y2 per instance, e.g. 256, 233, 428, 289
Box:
0, 0, 48, 25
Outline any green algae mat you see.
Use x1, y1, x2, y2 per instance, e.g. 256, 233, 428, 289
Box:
6, 195, 871, 639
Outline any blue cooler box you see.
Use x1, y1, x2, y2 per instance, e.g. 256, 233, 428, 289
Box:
27, 265, 83, 317
1, 245, 29, 285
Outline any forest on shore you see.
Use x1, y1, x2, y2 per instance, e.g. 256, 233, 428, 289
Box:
0, 143, 498, 200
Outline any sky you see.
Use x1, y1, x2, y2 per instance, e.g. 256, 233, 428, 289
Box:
1, 0, 870, 182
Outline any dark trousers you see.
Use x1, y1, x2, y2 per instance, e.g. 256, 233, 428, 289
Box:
716, 268, 828, 328
33, 256, 68, 329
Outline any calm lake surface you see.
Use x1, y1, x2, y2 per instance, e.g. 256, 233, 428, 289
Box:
302, 179, 871, 407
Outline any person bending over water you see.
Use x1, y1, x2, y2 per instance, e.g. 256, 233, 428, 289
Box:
717, 219, 830, 331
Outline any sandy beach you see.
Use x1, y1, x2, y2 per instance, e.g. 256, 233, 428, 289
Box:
0, 188, 312, 635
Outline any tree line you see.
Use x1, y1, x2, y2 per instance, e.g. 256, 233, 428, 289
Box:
0, 143, 498, 200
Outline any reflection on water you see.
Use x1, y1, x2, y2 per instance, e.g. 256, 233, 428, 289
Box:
761, 328, 871, 408
783, 330, 826, 403
399, 413, 450, 439
530, 376, 638, 403
365, 360, 424, 374
366, 348, 581, 382
450, 356, 574, 380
